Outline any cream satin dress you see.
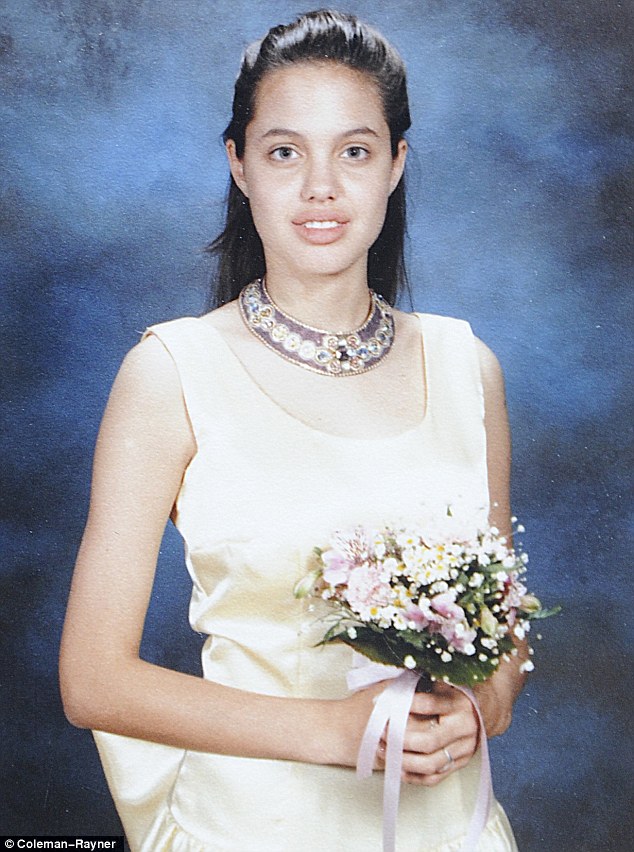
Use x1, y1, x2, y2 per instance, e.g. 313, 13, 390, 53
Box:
92, 313, 518, 851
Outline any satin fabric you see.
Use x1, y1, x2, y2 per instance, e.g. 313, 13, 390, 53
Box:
93, 313, 518, 851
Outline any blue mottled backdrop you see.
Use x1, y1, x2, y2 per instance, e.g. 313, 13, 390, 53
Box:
1, 0, 632, 848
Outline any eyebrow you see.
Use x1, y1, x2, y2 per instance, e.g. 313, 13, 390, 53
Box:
260, 126, 381, 140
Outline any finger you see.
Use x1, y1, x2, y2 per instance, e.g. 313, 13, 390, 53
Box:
410, 687, 473, 718
438, 745, 456, 774
377, 719, 443, 768
399, 733, 477, 778
413, 697, 479, 745
373, 739, 387, 771
401, 751, 473, 785
432, 706, 479, 744
403, 741, 474, 786
400, 706, 477, 757
403, 755, 471, 786
409, 691, 457, 717
397, 713, 443, 755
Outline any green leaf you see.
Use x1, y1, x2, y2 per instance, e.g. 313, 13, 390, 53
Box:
527, 605, 562, 620
324, 625, 516, 686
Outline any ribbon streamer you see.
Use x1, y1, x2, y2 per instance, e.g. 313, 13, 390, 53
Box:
347, 655, 492, 852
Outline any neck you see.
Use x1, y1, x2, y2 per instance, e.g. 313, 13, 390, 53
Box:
263, 269, 372, 332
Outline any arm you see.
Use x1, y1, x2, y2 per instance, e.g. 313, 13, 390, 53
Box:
471, 337, 530, 736
389, 338, 528, 785
59, 335, 378, 767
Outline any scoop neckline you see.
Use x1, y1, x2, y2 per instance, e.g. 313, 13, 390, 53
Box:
194, 314, 430, 443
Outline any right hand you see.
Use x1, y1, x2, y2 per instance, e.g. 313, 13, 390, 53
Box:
332, 681, 393, 769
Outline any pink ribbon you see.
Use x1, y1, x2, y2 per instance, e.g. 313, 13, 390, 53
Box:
347, 655, 492, 852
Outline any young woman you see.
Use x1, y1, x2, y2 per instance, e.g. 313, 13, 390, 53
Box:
60, 10, 526, 851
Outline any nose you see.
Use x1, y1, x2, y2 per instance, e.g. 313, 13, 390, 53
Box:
300, 155, 340, 202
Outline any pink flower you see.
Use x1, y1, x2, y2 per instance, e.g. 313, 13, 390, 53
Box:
450, 625, 478, 654
431, 591, 464, 622
408, 593, 475, 653
502, 575, 528, 613
405, 603, 431, 630
321, 549, 355, 586
344, 565, 391, 614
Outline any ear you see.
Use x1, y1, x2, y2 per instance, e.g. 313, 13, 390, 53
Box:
389, 139, 408, 194
226, 139, 249, 197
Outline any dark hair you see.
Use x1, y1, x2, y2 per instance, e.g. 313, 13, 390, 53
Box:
206, 9, 411, 309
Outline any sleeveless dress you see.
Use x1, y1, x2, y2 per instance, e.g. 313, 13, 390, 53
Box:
92, 313, 518, 852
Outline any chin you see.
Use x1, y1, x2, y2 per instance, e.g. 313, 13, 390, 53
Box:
289, 246, 370, 280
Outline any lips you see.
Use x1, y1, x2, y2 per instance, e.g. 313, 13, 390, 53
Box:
292, 213, 349, 244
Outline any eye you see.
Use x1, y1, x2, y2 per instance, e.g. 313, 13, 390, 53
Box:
270, 146, 299, 162
343, 146, 370, 160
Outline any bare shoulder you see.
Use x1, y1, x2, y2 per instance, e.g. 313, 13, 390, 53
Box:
99, 332, 195, 465
473, 337, 506, 396
112, 333, 184, 413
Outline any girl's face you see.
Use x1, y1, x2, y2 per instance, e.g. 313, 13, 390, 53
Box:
226, 62, 407, 283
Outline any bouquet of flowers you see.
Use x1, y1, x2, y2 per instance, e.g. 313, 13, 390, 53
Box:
295, 513, 558, 686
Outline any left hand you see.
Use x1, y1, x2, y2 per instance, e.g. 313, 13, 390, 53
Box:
376, 681, 479, 786
473, 637, 529, 738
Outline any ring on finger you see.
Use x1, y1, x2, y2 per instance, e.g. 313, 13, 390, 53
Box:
439, 747, 455, 773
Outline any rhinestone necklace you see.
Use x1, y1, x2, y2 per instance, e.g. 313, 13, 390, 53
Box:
238, 278, 395, 377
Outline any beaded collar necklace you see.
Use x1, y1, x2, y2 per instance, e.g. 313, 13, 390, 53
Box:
238, 278, 395, 377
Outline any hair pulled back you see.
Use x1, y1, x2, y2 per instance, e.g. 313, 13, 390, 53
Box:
207, 9, 411, 308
